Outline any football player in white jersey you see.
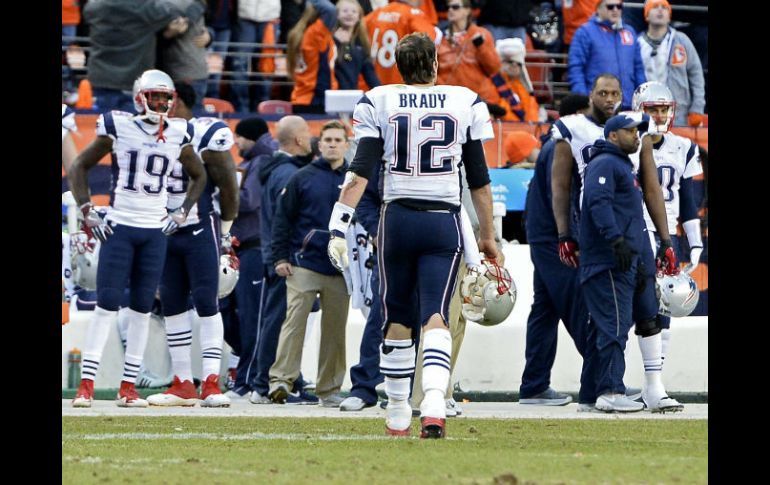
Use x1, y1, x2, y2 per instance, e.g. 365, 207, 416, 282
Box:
327, 33, 498, 439
630, 81, 702, 412
147, 82, 239, 408
68, 70, 207, 408
551, 74, 681, 412
62, 103, 78, 174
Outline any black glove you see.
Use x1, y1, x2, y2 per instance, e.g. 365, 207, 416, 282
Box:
472, 33, 484, 47
611, 237, 634, 272
486, 102, 507, 117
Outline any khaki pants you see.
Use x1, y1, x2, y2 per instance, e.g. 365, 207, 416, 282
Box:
268, 266, 349, 398
412, 261, 467, 406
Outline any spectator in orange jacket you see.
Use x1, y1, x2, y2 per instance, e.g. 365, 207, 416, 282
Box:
495, 37, 541, 122
286, 3, 339, 113
436, 0, 502, 113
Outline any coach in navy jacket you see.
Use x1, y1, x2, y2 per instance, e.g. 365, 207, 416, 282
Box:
579, 112, 649, 410
271, 156, 348, 274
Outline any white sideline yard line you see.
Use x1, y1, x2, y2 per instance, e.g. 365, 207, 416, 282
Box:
62, 400, 708, 420
62, 432, 475, 442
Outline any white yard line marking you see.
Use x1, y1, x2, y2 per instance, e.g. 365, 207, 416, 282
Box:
62, 432, 476, 442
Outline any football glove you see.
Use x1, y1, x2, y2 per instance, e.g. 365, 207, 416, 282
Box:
79, 202, 113, 243
684, 246, 703, 274
327, 230, 349, 272
162, 206, 187, 235
558, 235, 579, 268
656, 238, 679, 276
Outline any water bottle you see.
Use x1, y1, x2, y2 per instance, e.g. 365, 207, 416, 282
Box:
68, 348, 81, 388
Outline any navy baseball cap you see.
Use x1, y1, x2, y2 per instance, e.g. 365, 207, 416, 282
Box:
604, 112, 650, 138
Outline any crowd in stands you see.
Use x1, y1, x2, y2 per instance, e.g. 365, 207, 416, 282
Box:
62, 1, 707, 125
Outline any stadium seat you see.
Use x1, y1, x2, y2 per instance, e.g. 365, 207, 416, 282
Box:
202, 97, 235, 114
258, 100, 293, 115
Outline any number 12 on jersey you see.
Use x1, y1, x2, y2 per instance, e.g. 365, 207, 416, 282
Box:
388, 114, 457, 176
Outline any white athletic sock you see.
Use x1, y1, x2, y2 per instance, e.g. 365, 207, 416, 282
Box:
421, 328, 452, 419
199, 313, 224, 378
638, 333, 665, 397
81, 306, 118, 381
380, 339, 415, 431
122, 308, 151, 384
165, 312, 193, 382
660, 328, 672, 366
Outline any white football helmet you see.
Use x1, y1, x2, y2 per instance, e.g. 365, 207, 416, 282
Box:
132, 69, 177, 122
657, 271, 699, 317
218, 254, 240, 299
632, 81, 676, 134
70, 232, 99, 290
460, 260, 516, 327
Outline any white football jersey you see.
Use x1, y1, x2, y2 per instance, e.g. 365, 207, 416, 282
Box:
166, 117, 234, 227
640, 133, 702, 233
353, 84, 494, 206
97, 111, 193, 228
62, 104, 77, 141
550, 114, 604, 206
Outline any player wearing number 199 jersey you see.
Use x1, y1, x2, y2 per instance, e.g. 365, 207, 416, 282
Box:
69, 70, 207, 408
328, 33, 496, 440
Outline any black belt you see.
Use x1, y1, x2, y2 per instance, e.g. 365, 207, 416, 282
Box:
392, 198, 460, 213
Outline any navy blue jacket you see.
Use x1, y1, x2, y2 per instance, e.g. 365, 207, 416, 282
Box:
524, 136, 582, 244
231, 143, 268, 246
271, 157, 348, 275
579, 139, 645, 280
258, 151, 311, 265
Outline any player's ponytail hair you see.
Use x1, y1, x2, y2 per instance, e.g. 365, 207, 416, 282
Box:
287, 4, 321, 81
396, 33, 436, 85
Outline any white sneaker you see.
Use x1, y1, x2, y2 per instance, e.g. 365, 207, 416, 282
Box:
319, 393, 345, 408
642, 390, 684, 413
445, 398, 463, 417
340, 396, 373, 411
224, 390, 247, 400
201, 393, 231, 408
595, 393, 644, 413
248, 391, 272, 404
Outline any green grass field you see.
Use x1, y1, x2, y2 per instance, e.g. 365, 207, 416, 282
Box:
62, 416, 707, 484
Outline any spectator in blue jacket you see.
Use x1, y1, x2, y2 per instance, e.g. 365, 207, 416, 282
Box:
248, 115, 315, 404
268, 120, 351, 408
568, 0, 646, 109
579, 112, 650, 413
